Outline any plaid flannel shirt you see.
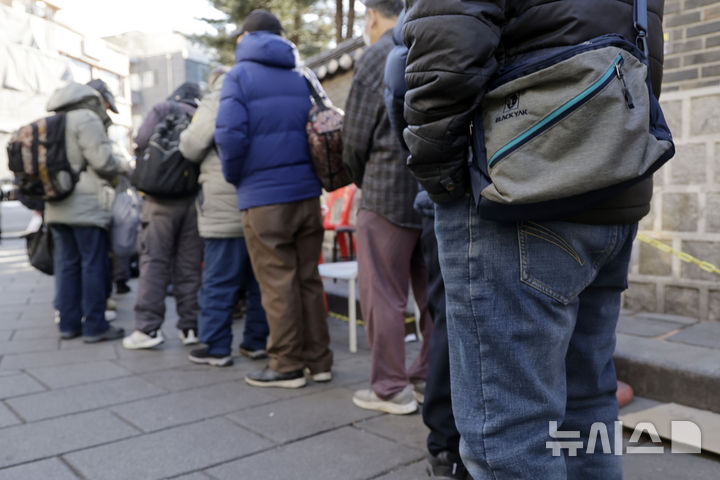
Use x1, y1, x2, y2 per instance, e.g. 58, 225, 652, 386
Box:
342, 30, 421, 229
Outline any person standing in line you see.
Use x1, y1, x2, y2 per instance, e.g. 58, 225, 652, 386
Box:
46, 79, 128, 342
402, 1, 667, 478
384, 8, 469, 478
344, 0, 434, 416
215, 9, 333, 388
179, 66, 269, 367
122, 82, 203, 350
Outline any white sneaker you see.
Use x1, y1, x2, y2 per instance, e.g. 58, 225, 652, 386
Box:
105, 310, 117, 322
178, 329, 199, 346
122, 330, 165, 349
352, 385, 418, 415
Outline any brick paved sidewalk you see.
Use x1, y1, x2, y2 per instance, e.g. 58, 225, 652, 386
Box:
0, 238, 429, 479
1, 237, 719, 479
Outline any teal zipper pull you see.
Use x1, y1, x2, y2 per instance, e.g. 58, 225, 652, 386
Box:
615, 59, 635, 109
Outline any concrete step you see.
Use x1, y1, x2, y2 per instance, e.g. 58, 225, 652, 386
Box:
614, 332, 720, 414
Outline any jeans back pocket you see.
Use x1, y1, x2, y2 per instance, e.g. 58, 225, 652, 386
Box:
518, 221, 612, 304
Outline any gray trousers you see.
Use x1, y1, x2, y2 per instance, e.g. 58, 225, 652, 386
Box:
134, 196, 202, 333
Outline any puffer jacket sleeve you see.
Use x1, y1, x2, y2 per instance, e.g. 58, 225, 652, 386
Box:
76, 110, 127, 178
215, 69, 249, 186
403, 0, 505, 203
179, 92, 219, 164
383, 9, 409, 150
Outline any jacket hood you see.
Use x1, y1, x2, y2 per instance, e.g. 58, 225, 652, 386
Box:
47, 83, 110, 126
234, 31, 297, 69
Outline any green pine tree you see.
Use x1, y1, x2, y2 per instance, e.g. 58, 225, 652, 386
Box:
198, 0, 340, 65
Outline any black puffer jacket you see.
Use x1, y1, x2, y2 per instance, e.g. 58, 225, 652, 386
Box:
403, 0, 665, 224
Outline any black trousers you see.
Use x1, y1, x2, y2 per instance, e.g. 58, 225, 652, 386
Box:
421, 215, 462, 457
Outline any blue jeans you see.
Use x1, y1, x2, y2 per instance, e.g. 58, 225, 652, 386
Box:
435, 197, 636, 480
198, 237, 268, 356
51, 225, 110, 336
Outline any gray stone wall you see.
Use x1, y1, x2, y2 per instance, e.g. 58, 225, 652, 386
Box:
663, 0, 720, 91
625, 86, 720, 321
623, 3, 720, 321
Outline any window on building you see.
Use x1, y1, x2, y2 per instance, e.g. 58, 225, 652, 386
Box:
185, 60, 209, 91
142, 71, 155, 88
130, 73, 141, 91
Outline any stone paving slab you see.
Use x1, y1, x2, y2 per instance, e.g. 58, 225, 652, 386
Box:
667, 321, 720, 349
0, 343, 117, 370
227, 387, 381, 444
25, 361, 133, 389
171, 473, 213, 480
374, 460, 428, 480
0, 338, 60, 355
633, 313, 700, 325
111, 381, 276, 432
206, 426, 424, 480
355, 412, 428, 453
139, 363, 250, 392
112, 347, 196, 374
0, 372, 46, 399
0, 331, 10, 342
6, 376, 166, 422
0, 458, 79, 480
63, 418, 272, 480
0, 402, 21, 428
10, 326, 62, 340
0, 410, 139, 468
616, 316, 687, 338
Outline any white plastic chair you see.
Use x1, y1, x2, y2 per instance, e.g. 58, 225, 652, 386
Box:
318, 261, 359, 352
318, 260, 423, 353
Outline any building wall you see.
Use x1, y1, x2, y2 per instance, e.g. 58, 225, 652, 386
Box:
662, 0, 720, 91
623, 2, 720, 321
107, 32, 212, 137
0, 2, 132, 180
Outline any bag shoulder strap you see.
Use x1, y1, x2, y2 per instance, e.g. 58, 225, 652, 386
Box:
302, 68, 328, 108
633, 0, 649, 60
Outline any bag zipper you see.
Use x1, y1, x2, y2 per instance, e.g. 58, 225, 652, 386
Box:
488, 54, 630, 167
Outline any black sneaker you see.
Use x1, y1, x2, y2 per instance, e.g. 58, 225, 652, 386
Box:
245, 366, 307, 389
188, 347, 233, 367
115, 280, 131, 294
83, 326, 125, 343
427, 451, 470, 479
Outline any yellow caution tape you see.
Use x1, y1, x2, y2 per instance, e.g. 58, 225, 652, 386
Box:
636, 233, 720, 275
327, 311, 417, 326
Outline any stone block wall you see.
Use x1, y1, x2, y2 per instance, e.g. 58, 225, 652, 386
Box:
625, 86, 720, 321
624, 2, 720, 321
663, 0, 720, 91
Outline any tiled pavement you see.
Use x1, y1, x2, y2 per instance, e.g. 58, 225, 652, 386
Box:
1, 237, 719, 479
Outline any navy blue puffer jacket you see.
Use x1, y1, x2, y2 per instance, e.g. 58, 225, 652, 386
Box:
215, 31, 321, 210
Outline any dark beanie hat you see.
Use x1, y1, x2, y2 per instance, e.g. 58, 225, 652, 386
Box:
240, 9, 283, 36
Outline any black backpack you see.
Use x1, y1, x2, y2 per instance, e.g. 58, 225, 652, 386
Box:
7, 113, 78, 202
131, 103, 199, 198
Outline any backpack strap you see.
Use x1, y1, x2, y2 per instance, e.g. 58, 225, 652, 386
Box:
302, 68, 328, 108
633, 0, 649, 61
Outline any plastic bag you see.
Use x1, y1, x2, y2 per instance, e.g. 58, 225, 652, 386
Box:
112, 176, 141, 257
